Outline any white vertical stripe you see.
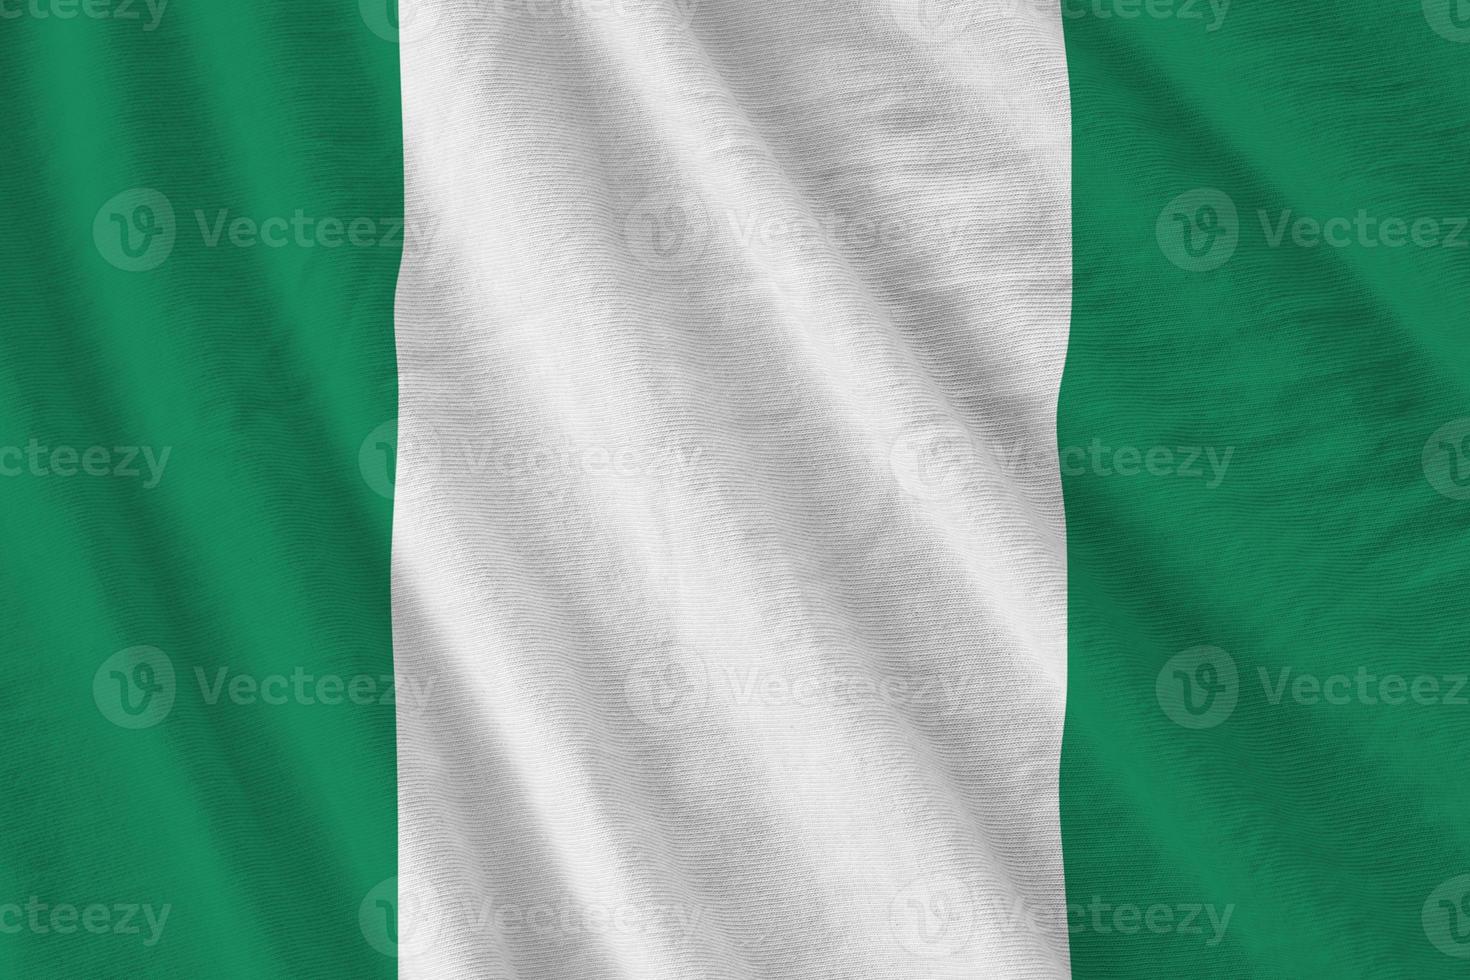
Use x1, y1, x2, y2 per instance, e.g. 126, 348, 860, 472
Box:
393, 1, 1071, 976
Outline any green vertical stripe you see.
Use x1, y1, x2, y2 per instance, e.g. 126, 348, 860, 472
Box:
1060, 1, 1470, 976
0, 4, 400, 977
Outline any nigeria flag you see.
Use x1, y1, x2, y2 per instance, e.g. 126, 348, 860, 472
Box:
4, 0, 1470, 976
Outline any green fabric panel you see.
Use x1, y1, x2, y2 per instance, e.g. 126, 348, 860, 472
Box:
1059, 2, 1470, 976
0, 4, 401, 977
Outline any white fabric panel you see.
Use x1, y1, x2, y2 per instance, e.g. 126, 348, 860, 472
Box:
392, 1, 1072, 976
